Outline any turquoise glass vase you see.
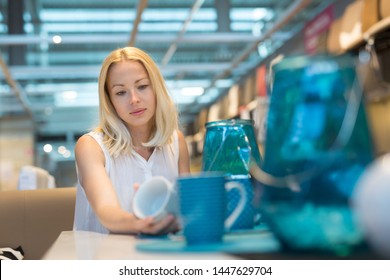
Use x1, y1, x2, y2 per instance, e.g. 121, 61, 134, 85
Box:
202, 119, 262, 175
252, 54, 375, 255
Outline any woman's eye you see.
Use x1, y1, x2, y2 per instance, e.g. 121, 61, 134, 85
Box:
138, 84, 148, 90
116, 91, 126, 96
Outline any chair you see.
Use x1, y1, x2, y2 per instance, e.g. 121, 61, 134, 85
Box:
0, 187, 76, 259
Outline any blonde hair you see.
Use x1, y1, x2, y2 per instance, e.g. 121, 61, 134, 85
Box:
95, 47, 178, 157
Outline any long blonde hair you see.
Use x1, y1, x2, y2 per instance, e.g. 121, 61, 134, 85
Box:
95, 47, 178, 157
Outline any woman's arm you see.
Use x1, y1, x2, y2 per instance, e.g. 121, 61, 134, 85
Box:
75, 135, 177, 234
177, 130, 191, 175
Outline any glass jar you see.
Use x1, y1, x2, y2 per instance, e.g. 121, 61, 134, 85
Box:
202, 119, 262, 175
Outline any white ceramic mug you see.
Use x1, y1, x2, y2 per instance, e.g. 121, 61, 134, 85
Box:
133, 176, 178, 221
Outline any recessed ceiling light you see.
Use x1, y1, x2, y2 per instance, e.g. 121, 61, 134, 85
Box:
180, 87, 204, 96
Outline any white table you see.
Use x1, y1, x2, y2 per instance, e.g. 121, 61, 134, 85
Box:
42, 231, 238, 260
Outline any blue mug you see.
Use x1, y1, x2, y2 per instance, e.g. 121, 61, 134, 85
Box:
177, 173, 247, 245
226, 175, 256, 231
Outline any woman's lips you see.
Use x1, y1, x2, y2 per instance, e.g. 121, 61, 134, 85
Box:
130, 108, 146, 116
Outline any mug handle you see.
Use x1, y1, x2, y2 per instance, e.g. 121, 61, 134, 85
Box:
224, 181, 247, 231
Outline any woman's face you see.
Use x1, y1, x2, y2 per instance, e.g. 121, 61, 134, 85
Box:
106, 60, 156, 131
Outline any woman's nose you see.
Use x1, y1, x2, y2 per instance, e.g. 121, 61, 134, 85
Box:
129, 90, 140, 104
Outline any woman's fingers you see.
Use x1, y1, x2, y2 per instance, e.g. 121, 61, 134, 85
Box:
162, 218, 180, 235
156, 215, 180, 235
137, 215, 177, 235
133, 182, 140, 193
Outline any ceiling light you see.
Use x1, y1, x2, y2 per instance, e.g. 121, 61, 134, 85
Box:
61, 90, 78, 100
63, 150, 71, 158
43, 144, 53, 153
57, 146, 67, 155
52, 35, 62, 44
180, 87, 204, 96
253, 8, 273, 21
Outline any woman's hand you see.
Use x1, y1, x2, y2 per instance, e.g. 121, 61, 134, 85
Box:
132, 182, 180, 235
135, 214, 180, 235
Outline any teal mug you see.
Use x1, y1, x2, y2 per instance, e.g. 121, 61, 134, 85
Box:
226, 175, 256, 231
177, 173, 247, 245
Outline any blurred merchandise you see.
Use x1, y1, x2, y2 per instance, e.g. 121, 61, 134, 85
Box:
358, 31, 390, 102
358, 31, 390, 155
353, 153, 390, 259
17, 165, 56, 190
251, 54, 375, 255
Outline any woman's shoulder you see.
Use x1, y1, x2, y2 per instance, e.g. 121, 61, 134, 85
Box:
176, 129, 185, 142
86, 131, 103, 139
76, 131, 98, 142
75, 132, 104, 153
174, 130, 188, 154
176, 130, 191, 174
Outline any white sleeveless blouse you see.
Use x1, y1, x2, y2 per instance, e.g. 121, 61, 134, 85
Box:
73, 131, 179, 233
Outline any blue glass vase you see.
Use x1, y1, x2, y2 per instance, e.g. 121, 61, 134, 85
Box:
251, 54, 375, 255
202, 119, 262, 175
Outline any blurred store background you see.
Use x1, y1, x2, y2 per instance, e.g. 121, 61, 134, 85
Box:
1, 0, 390, 190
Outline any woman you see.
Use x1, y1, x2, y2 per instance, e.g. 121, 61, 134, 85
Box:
73, 47, 190, 235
